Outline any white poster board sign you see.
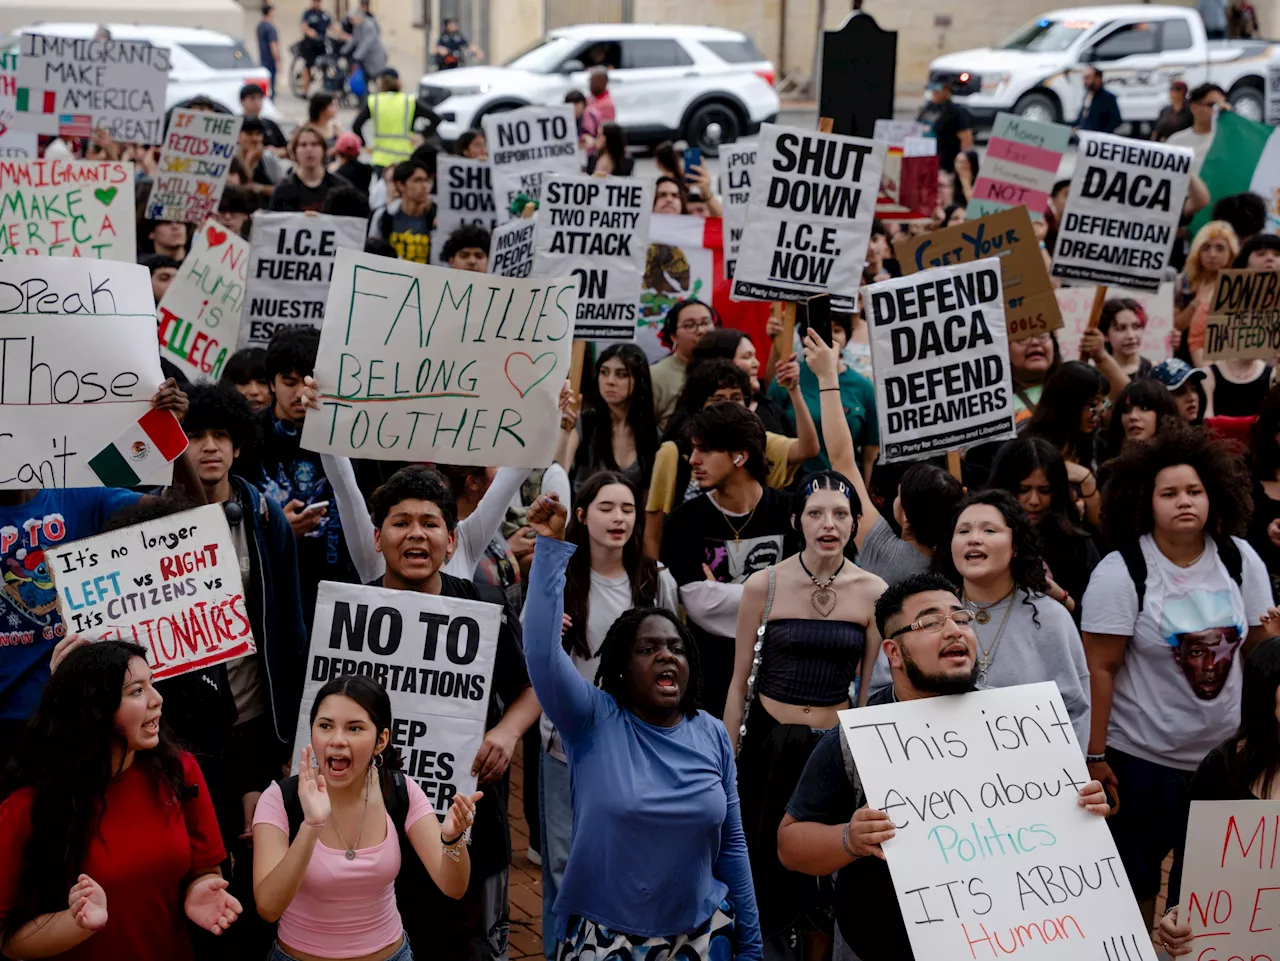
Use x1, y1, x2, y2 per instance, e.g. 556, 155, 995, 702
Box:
240, 211, 366, 349
48, 504, 252, 679
532, 174, 652, 343
864, 258, 1016, 462
145, 108, 242, 224
841, 683, 1155, 961
721, 142, 755, 280
293, 581, 500, 813
0, 48, 38, 157
300, 248, 579, 467
13, 33, 169, 143
0, 257, 169, 489
488, 216, 536, 278
1054, 282, 1177, 363
433, 155, 500, 265
483, 104, 581, 224
157, 220, 250, 381
1266, 53, 1280, 127
731, 123, 887, 310
1052, 133, 1193, 292
0, 159, 136, 260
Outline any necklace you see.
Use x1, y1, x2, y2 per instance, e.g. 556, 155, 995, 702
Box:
971, 591, 1015, 684
966, 587, 1015, 625
715, 492, 759, 545
330, 770, 371, 861
798, 553, 845, 617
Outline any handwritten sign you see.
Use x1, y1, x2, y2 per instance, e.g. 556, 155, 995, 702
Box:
0, 49, 38, 157
864, 258, 1015, 462
157, 221, 250, 381
532, 174, 652, 343
13, 33, 169, 143
967, 113, 1070, 221
0, 159, 136, 260
732, 123, 887, 310
1204, 268, 1280, 360
840, 683, 1155, 961
893, 206, 1063, 342
433, 156, 499, 265
292, 581, 499, 813
240, 211, 366, 349
300, 248, 578, 466
482, 105, 581, 223
1054, 283, 1175, 362
721, 142, 755, 280
145, 109, 242, 224
1181, 800, 1280, 961
488, 217, 536, 278
1052, 133, 1193, 291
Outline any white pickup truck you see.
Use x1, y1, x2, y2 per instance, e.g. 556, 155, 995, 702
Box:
928, 4, 1275, 127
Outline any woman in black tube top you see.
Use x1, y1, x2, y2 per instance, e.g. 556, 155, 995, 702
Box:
723, 470, 887, 951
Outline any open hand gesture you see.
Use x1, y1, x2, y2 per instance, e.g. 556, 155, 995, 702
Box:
68, 875, 107, 932
525, 494, 567, 541
184, 875, 242, 935
298, 745, 331, 827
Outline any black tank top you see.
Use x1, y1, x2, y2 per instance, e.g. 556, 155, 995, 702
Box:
1211, 363, 1272, 417
757, 617, 866, 706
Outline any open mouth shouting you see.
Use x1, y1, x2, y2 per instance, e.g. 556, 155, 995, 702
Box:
325, 752, 353, 777
655, 667, 680, 697
141, 715, 161, 737
939, 638, 972, 666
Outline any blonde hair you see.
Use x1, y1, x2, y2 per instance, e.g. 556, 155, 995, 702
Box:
1186, 220, 1240, 288
287, 123, 328, 164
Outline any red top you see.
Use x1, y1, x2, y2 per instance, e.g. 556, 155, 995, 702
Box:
0, 751, 225, 961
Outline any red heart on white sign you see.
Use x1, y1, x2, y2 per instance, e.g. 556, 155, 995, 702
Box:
206, 226, 228, 248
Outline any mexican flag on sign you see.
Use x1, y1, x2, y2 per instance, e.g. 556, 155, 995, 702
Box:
15, 89, 56, 114
1191, 109, 1280, 235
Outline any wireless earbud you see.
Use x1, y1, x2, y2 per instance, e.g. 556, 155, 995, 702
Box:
734, 457, 742, 465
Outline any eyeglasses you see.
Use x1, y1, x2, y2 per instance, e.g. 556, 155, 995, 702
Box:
677, 319, 714, 332
888, 610, 975, 638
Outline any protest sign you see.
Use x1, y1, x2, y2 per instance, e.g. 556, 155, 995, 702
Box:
483, 105, 581, 223
13, 33, 168, 143
1052, 133, 1193, 291
292, 581, 499, 813
1054, 282, 1176, 362
721, 142, 755, 280
840, 682, 1155, 961
240, 211, 366, 349
301, 248, 578, 467
145, 109, 242, 224
1267, 53, 1280, 127
48, 503, 251, 679
488, 216, 536, 278
0, 49, 38, 157
532, 174, 652, 343
877, 137, 939, 224
433, 156, 500, 265
732, 123, 887, 310
864, 258, 1015, 462
873, 119, 928, 144
1180, 800, 1280, 961
894, 206, 1062, 342
1203, 268, 1280, 360
967, 113, 1070, 221
0, 257, 173, 489
0, 158, 136, 260
157, 221, 250, 381
639, 214, 715, 362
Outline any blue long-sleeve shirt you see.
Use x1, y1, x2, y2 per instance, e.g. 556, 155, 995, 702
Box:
524, 537, 762, 958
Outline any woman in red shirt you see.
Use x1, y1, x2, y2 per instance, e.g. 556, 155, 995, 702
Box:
0, 640, 241, 959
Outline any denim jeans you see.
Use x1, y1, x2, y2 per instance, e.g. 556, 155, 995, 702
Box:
538, 746, 574, 960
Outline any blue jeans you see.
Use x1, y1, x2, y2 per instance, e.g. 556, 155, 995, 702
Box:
270, 935, 413, 961
538, 746, 574, 960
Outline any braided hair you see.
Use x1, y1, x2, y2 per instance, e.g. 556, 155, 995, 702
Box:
593, 607, 702, 719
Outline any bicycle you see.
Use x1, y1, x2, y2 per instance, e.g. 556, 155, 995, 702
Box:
290, 37, 359, 107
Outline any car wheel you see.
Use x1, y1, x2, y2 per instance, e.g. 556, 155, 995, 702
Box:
684, 102, 741, 157
1228, 83, 1264, 122
1013, 91, 1060, 124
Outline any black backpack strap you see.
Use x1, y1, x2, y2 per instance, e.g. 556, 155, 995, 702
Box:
385, 770, 411, 838
1218, 535, 1244, 589
1117, 541, 1148, 614
277, 775, 304, 842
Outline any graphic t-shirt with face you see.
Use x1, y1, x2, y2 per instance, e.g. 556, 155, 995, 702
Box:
1081, 533, 1271, 770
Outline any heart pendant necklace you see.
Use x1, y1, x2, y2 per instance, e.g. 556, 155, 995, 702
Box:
799, 554, 844, 617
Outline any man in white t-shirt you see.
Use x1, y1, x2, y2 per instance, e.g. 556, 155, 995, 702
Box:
1166, 83, 1226, 174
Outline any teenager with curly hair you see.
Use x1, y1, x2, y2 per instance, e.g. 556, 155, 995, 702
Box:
1081, 423, 1280, 927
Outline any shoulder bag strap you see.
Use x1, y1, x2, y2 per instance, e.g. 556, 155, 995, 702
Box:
735, 565, 776, 759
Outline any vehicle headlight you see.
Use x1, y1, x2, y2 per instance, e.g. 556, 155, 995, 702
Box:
981, 73, 1010, 91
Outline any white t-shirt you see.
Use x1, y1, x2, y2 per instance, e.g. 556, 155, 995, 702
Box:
1081, 534, 1270, 770
1166, 127, 1214, 174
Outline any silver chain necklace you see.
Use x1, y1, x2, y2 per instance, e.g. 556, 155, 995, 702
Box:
330, 770, 371, 860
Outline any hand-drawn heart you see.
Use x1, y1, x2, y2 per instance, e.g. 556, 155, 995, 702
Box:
93, 187, 118, 206
504, 351, 557, 399
206, 226, 228, 248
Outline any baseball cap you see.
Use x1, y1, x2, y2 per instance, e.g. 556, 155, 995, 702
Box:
1151, 358, 1207, 390
335, 132, 362, 158
380, 67, 400, 80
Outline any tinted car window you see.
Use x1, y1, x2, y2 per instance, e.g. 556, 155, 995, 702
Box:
1090, 22, 1158, 60
1160, 19, 1193, 51
701, 38, 766, 63
621, 39, 693, 68
180, 41, 255, 69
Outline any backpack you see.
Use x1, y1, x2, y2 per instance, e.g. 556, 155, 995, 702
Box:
1117, 536, 1243, 613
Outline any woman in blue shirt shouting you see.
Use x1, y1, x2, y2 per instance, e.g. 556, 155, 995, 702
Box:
522, 492, 762, 961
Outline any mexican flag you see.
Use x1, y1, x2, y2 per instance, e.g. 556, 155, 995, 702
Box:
1191, 110, 1280, 235
88, 409, 189, 487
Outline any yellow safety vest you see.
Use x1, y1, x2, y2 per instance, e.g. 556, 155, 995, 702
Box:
370, 91, 414, 168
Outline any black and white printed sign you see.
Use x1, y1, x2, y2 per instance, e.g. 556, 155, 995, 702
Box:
532, 174, 652, 342
721, 142, 755, 280
865, 258, 1016, 462
731, 123, 886, 310
293, 581, 500, 813
432, 156, 499, 265
489, 217, 537, 278
483, 105, 581, 223
1051, 133, 1192, 291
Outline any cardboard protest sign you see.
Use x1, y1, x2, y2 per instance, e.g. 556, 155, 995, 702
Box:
967, 113, 1070, 221
731, 123, 887, 310
0, 158, 136, 259
301, 248, 578, 467
0, 49, 38, 157
532, 174, 652, 343
1180, 800, 1280, 961
48, 504, 252, 678
721, 142, 755, 280
293, 581, 499, 813
1203, 268, 1280, 360
145, 109, 242, 224
893, 206, 1062, 342
1052, 133, 1193, 291
483, 105, 581, 223
0, 257, 173, 489
240, 211, 367, 349
488, 217, 536, 278
639, 214, 715, 362
157, 221, 250, 381
840, 683, 1155, 961
864, 258, 1016, 462
13, 33, 168, 143
1054, 283, 1176, 362
433, 156, 500, 265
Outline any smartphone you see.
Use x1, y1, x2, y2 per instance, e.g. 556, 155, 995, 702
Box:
805, 294, 832, 346
683, 146, 702, 181
303, 500, 330, 514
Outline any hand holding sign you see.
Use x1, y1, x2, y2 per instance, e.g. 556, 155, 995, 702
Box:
847, 805, 896, 860
1156, 906, 1193, 957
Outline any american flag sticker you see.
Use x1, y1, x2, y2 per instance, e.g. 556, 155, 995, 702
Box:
15, 89, 55, 113
58, 114, 92, 137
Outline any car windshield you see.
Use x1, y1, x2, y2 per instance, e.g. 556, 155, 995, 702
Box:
505, 36, 576, 72
1002, 18, 1093, 51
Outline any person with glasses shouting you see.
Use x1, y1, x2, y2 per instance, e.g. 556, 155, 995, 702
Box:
650, 299, 719, 431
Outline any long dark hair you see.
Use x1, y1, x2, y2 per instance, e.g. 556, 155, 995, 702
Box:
307, 674, 405, 806
690, 328, 752, 371
564, 472, 661, 660
791, 470, 861, 561
580, 344, 658, 481
1023, 360, 1109, 461
1228, 638, 1280, 798
1103, 377, 1177, 460
1, 641, 193, 943
599, 122, 632, 175
988, 436, 1086, 545
595, 607, 702, 718
1249, 384, 1280, 480
661, 358, 750, 447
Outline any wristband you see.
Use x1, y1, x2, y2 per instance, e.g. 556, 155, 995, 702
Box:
1086, 753, 1108, 764
820, 387, 841, 393
440, 831, 464, 846
841, 823, 857, 858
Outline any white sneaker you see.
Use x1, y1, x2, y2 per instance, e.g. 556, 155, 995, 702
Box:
526, 847, 542, 867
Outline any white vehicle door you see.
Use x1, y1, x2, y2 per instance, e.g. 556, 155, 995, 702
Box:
607, 38, 699, 130
1083, 19, 1168, 121
1153, 17, 1208, 89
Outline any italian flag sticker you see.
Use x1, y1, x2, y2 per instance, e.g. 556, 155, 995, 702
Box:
15, 89, 56, 114
88, 409, 189, 487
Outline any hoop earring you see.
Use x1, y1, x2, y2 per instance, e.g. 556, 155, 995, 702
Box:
372, 751, 383, 769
